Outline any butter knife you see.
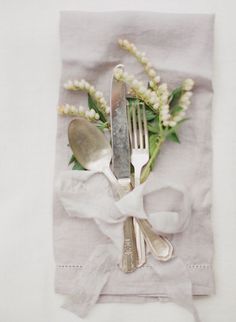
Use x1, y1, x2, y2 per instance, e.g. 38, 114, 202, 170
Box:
110, 64, 138, 273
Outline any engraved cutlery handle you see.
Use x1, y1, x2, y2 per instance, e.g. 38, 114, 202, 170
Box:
121, 217, 138, 273
136, 219, 173, 261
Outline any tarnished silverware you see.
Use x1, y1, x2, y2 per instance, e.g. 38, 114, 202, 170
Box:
110, 64, 138, 273
68, 118, 120, 189
128, 101, 173, 262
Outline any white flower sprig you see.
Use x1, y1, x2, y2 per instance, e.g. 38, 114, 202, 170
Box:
118, 39, 161, 90
114, 67, 161, 111
64, 79, 110, 115
57, 104, 100, 121
117, 39, 195, 127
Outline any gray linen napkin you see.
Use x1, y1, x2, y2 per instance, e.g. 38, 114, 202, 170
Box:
54, 10, 214, 319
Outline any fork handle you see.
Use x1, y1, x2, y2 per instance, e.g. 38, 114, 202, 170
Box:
134, 166, 142, 187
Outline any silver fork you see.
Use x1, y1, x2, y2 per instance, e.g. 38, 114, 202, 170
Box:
128, 101, 174, 264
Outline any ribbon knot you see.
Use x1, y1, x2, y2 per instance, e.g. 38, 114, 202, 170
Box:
55, 170, 200, 322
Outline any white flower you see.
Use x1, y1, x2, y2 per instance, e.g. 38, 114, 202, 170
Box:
141, 56, 148, 64
89, 86, 95, 94
73, 80, 80, 87
95, 113, 100, 120
78, 105, 85, 114
169, 121, 177, 127
162, 114, 170, 121
182, 78, 194, 91
154, 76, 161, 83
95, 91, 103, 99
148, 69, 156, 78
158, 83, 168, 92
173, 115, 182, 122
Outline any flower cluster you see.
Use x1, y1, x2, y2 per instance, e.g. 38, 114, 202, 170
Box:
64, 79, 110, 115
159, 83, 194, 127
118, 39, 161, 90
114, 67, 161, 111
116, 39, 194, 128
57, 104, 100, 121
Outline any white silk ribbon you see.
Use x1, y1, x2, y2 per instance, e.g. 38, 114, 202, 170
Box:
56, 170, 200, 321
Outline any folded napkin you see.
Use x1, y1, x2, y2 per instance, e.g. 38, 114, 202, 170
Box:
54, 11, 214, 320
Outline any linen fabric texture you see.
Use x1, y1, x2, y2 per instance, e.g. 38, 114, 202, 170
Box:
54, 11, 214, 319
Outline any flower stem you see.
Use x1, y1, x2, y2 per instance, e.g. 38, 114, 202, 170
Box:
141, 140, 162, 183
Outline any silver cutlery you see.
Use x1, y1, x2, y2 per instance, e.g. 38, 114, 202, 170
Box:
110, 64, 138, 273
128, 101, 174, 262
127, 101, 147, 267
68, 118, 121, 192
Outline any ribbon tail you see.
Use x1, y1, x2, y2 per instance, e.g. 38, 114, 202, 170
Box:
62, 244, 118, 318
149, 257, 201, 322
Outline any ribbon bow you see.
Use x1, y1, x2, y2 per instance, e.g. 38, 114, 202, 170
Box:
56, 170, 200, 321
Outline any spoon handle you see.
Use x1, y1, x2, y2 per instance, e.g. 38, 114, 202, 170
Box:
136, 219, 173, 261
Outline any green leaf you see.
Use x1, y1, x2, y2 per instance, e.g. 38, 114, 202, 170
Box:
169, 87, 183, 108
88, 94, 107, 123
96, 121, 108, 132
72, 162, 85, 170
166, 131, 180, 144
145, 109, 156, 121
147, 124, 159, 133
171, 105, 183, 116
69, 154, 85, 170
68, 154, 76, 165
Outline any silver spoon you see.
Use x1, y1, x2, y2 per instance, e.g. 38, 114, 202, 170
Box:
68, 118, 123, 194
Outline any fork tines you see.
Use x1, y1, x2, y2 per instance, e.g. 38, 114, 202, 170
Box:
128, 101, 148, 150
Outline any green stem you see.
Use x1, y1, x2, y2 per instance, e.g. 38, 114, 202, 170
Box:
141, 140, 162, 183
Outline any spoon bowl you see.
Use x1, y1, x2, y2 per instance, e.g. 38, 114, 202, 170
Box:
68, 118, 119, 188
68, 118, 112, 171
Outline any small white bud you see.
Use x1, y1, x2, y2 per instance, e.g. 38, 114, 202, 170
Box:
141, 56, 148, 64
95, 113, 100, 120
148, 69, 156, 78
84, 82, 90, 90
89, 86, 95, 94
154, 75, 161, 83
63, 105, 69, 114
169, 121, 177, 127
73, 80, 80, 87
153, 103, 159, 110
159, 83, 168, 92
78, 81, 84, 90
85, 110, 91, 118
139, 86, 146, 94
95, 91, 103, 99
89, 109, 96, 117
162, 114, 170, 121
123, 39, 129, 47
78, 105, 84, 113
182, 78, 194, 91
99, 97, 106, 105
173, 115, 182, 122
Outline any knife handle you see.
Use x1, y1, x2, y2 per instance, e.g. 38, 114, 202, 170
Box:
121, 217, 138, 273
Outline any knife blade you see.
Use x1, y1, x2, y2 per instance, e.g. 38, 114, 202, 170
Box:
110, 64, 138, 273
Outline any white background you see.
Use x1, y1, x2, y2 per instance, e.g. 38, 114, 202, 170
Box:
0, 0, 236, 321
